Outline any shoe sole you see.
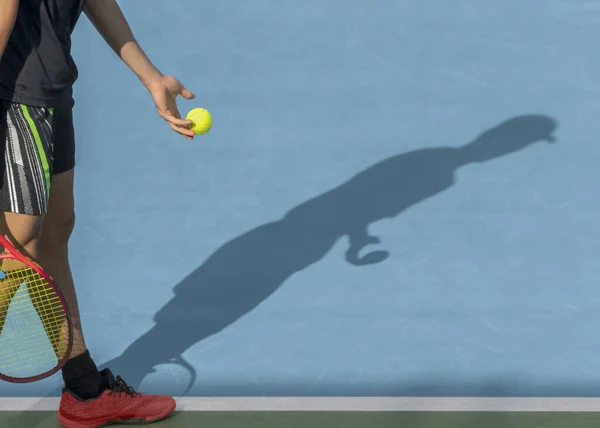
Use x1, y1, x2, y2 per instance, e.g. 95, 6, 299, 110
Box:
57, 405, 176, 428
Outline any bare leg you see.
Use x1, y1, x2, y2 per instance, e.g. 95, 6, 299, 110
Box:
36, 169, 87, 358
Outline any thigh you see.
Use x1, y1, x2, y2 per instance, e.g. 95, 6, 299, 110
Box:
41, 169, 75, 243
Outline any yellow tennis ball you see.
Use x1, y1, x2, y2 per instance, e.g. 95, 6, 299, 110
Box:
186, 108, 212, 135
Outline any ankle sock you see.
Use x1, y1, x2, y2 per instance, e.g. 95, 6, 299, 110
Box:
61, 350, 105, 399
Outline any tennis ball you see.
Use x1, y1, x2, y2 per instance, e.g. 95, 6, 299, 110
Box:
186, 108, 212, 135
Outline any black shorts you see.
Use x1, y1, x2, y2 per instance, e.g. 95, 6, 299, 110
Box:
0, 98, 75, 215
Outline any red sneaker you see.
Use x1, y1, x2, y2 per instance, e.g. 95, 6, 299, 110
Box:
58, 368, 176, 428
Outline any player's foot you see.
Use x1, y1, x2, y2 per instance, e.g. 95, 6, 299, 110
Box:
57, 368, 176, 428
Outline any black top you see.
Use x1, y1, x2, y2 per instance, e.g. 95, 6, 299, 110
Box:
0, 0, 85, 107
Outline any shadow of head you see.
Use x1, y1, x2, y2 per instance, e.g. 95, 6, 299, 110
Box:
295, 114, 559, 265
297, 114, 559, 221
461, 114, 557, 163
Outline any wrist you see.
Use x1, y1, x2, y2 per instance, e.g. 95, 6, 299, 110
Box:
139, 69, 164, 88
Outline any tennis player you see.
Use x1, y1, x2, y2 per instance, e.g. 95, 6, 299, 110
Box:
0, 0, 194, 426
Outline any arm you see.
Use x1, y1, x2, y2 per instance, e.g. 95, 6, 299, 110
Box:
0, 0, 19, 61
83, 0, 160, 86
84, 0, 195, 138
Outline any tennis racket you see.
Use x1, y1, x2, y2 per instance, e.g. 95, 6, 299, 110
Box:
0, 234, 72, 383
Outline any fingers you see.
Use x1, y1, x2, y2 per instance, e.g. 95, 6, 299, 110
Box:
167, 120, 195, 140
169, 123, 196, 140
162, 111, 192, 128
165, 116, 195, 139
159, 110, 195, 139
175, 78, 195, 99
181, 87, 195, 100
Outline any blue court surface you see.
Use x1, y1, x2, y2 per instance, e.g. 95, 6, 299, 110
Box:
2, 0, 600, 404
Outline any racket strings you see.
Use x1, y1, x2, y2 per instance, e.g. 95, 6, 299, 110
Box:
0, 268, 67, 339
0, 258, 71, 378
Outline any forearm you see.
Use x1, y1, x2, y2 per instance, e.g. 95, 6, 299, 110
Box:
0, 0, 19, 61
84, 0, 162, 85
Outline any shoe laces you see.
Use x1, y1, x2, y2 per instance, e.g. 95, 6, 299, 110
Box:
108, 376, 139, 398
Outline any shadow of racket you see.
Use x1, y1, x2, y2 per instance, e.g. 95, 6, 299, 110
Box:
138, 355, 197, 397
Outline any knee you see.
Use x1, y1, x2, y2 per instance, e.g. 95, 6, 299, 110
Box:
14, 223, 44, 259
41, 212, 75, 246
0, 214, 45, 260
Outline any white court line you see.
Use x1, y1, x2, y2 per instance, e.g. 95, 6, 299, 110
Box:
2, 397, 600, 412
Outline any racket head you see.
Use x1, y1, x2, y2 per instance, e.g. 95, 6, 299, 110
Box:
0, 234, 73, 383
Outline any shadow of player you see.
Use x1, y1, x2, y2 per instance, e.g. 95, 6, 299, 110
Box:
101, 115, 557, 392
